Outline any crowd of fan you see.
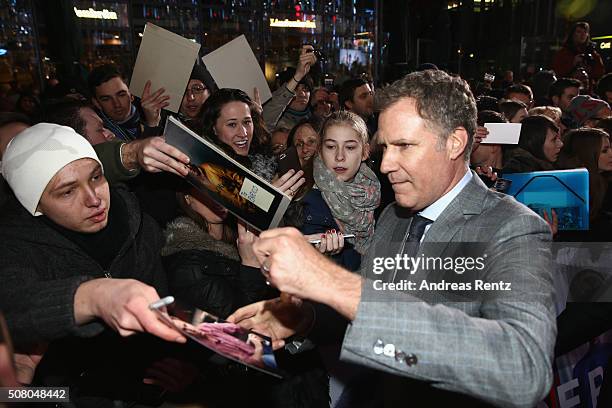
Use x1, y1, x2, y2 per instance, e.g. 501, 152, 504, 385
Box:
0, 20, 611, 408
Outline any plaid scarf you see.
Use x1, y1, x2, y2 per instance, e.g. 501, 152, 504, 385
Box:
313, 155, 380, 254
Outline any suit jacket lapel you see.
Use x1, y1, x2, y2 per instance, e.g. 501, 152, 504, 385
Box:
422, 172, 488, 259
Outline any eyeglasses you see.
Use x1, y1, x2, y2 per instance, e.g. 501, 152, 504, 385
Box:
185, 85, 207, 96
295, 139, 318, 149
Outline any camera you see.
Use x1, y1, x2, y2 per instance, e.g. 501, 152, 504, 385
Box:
579, 53, 595, 67
306, 47, 327, 63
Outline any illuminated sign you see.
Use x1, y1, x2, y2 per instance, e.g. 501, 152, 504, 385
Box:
270, 18, 316, 28
601, 42, 611, 50
73, 7, 118, 20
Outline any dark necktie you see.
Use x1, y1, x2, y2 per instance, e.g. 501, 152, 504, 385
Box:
407, 214, 433, 243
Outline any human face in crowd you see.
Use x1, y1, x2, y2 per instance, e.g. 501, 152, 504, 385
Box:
347, 84, 374, 118
507, 92, 533, 109
573, 26, 589, 46
38, 159, 110, 233
93, 77, 133, 123
293, 123, 319, 165
79, 107, 115, 145
181, 79, 210, 119
19, 96, 36, 114
470, 144, 501, 169
270, 129, 289, 155
0, 122, 28, 159
329, 91, 341, 112
585, 106, 612, 128
598, 136, 612, 172
213, 101, 253, 157
378, 98, 467, 211
553, 86, 580, 111
511, 108, 528, 123
542, 128, 563, 162
321, 125, 368, 182
311, 88, 332, 118
289, 84, 310, 112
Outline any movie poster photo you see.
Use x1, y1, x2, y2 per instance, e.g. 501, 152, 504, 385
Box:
163, 116, 291, 231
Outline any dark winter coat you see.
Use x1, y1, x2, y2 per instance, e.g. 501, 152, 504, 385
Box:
0, 187, 167, 346
162, 216, 273, 318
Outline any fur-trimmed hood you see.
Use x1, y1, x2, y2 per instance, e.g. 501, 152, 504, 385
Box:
249, 153, 277, 182
162, 216, 239, 261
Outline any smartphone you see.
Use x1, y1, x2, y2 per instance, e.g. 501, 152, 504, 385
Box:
484, 73, 495, 83
277, 146, 302, 175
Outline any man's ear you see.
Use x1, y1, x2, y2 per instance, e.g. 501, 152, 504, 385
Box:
446, 127, 469, 160
345, 99, 354, 112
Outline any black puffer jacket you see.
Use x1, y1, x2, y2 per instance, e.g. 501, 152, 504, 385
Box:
162, 216, 273, 317
503, 147, 557, 174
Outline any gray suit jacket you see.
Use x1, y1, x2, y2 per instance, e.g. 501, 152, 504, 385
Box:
340, 173, 556, 407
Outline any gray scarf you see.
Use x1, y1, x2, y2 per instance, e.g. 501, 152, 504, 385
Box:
313, 155, 380, 254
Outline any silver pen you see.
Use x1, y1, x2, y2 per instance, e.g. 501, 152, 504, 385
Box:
149, 296, 175, 310
308, 233, 355, 245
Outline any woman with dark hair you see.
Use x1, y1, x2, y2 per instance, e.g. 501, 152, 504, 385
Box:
499, 99, 528, 123
552, 21, 605, 83
557, 127, 612, 238
286, 116, 324, 167
201, 88, 304, 192
503, 114, 564, 173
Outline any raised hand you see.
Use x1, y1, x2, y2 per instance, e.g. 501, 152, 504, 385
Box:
272, 169, 305, 198
141, 80, 171, 127
295, 45, 317, 82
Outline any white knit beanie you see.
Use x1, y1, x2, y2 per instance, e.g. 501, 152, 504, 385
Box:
1, 123, 103, 216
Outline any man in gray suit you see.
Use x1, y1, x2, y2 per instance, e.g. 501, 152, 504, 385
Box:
230, 70, 556, 407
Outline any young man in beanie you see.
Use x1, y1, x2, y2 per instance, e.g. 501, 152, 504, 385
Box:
0, 123, 186, 400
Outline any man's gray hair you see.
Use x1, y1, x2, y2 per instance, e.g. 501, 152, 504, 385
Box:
375, 70, 477, 160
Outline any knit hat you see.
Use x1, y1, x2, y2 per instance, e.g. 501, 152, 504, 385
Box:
189, 64, 216, 92
1, 123, 102, 216
564, 95, 610, 128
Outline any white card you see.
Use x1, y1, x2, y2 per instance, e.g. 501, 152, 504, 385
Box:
239, 177, 275, 212
129, 23, 201, 113
202, 35, 272, 103
481, 123, 522, 145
